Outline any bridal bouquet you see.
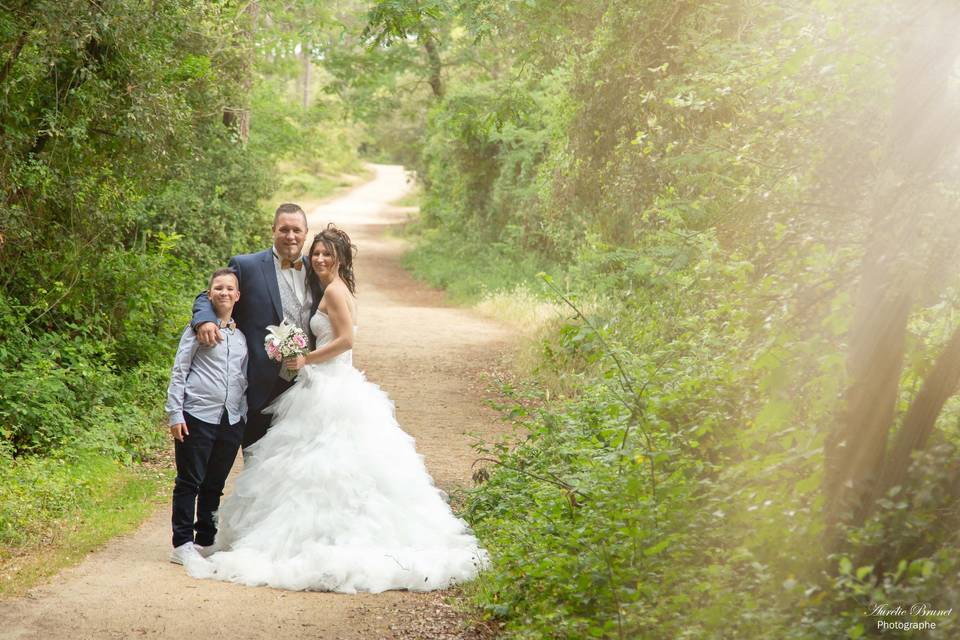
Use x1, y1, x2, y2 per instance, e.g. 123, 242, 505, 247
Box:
265, 320, 308, 380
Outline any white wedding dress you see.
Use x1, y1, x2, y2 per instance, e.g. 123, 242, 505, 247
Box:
186, 311, 488, 592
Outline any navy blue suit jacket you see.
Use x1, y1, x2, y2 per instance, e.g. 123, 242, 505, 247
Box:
192, 248, 322, 411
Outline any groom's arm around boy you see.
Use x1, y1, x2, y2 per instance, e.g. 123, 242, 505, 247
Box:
164, 267, 248, 566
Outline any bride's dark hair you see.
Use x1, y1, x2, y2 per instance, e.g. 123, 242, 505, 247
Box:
307, 223, 357, 294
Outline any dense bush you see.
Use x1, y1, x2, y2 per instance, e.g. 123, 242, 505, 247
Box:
353, 0, 960, 636
0, 1, 360, 547
0, 2, 267, 460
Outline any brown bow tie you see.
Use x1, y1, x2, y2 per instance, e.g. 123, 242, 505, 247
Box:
219, 320, 237, 330
281, 257, 303, 271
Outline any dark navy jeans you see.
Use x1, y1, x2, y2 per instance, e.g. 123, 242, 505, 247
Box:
171, 411, 244, 547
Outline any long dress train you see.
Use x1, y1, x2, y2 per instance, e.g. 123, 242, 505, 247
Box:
187, 311, 488, 592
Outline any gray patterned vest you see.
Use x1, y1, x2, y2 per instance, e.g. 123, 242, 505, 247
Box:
274, 262, 312, 335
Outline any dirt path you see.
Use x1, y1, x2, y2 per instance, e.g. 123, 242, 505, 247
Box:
0, 164, 510, 639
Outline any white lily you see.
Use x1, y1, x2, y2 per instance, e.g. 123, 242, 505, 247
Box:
265, 320, 295, 345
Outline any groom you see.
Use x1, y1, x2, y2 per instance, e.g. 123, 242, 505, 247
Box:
191, 203, 321, 449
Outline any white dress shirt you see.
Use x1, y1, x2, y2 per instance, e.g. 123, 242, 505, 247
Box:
273, 250, 307, 305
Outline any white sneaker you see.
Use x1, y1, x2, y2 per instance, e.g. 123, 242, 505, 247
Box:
169, 542, 203, 565
194, 543, 218, 559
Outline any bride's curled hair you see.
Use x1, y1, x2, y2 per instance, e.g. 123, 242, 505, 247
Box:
308, 223, 357, 294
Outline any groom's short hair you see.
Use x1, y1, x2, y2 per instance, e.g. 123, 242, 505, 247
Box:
274, 203, 307, 228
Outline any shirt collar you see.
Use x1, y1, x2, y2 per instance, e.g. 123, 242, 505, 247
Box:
273, 250, 305, 269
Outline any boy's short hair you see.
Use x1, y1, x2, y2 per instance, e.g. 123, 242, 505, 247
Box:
208, 267, 239, 290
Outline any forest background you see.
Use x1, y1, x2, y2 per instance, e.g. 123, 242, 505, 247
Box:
3, 1, 960, 639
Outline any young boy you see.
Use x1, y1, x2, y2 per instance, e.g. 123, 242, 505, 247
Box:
165, 267, 248, 565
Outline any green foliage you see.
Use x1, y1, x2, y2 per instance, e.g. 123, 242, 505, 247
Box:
351, 0, 960, 636
0, 451, 127, 546
364, 0, 448, 45
0, 0, 359, 563
248, 75, 364, 180
0, 446, 171, 591
402, 223, 548, 302
0, 1, 266, 461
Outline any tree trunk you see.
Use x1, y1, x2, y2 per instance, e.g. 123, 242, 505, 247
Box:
223, 1, 258, 143
823, 1, 960, 547
882, 324, 960, 493
825, 268, 911, 542
0, 30, 28, 88
29, 34, 110, 156
422, 35, 443, 99
301, 44, 311, 109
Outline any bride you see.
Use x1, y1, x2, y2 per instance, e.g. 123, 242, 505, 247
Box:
187, 224, 488, 593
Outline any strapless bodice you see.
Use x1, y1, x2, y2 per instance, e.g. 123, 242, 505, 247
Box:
309, 311, 356, 366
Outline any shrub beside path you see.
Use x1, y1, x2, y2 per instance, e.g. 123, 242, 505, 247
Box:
0, 164, 511, 640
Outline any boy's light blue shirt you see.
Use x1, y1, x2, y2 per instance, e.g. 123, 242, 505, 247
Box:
165, 322, 248, 426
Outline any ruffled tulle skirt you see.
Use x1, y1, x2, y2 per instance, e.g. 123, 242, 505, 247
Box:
186, 362, 488, 592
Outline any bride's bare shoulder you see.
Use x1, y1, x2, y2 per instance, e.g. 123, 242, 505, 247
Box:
323, 280, 350, 302
322, 281, 357, 317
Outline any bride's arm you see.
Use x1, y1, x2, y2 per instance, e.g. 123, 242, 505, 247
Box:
288, 286, 354, 368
